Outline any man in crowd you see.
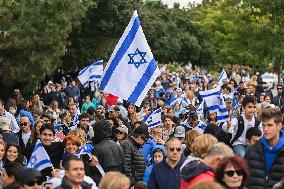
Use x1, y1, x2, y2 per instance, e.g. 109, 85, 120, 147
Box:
120, 126, 147, 186
17, 116, 32, 153
148, 137, 185, 189
19, 168, 45, 189
0, 98, 19, 133
56, 156, 93, 189
245, 108, 284, 189
272, 84, 284, 108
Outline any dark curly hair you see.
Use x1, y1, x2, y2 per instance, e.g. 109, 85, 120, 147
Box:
215, 156, 249, 187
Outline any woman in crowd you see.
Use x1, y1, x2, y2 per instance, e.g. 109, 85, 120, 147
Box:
1, 162, 24, 189
29, 120, 43, 145
215, 156, 249, 189
181, 134, 218, 170
5, 99, 17, 116
99, 172, 130, 189
4, 144, 26, 165
184, 90, 199, 107
173, 102, 183, 118
183, 130, 202, 157
162, 116, 175, 142
62, 135, 99, 180
31, 95, 43, 113
46, 100, 60, 123
127, 104, 139, 129
150, 125, 164, 145
40, 86, 50, 105
206, 112, 218, 125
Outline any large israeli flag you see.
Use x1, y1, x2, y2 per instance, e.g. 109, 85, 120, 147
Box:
100, 10, 160, 107
218, 69, 228, 86
143, 108, 162, 128
26, 139, 53, 171
199, 86, 229, 122
78, 60, 104, 88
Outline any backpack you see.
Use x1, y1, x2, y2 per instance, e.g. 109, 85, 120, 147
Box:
216, 116, 261, 147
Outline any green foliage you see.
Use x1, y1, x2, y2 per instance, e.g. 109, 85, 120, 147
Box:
0, 0, 92, 92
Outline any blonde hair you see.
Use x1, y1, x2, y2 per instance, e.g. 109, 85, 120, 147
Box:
191, 134, 218, 159
189, 181, 223, 189
68, 128, 86, 146
185, 130, 202, 153
99, 172, 130, 189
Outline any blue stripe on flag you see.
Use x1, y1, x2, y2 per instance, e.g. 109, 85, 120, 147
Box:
79, 65, 91, 75
34, 160, 52, 169
148, 121, 161, 128
89, 75, 102, 79
93, 61, 104, 66
128, 59, 157, 103
100, 17, 141, 90
200, 92, 220, 98
218, 70, 225, 81
33, 142, 43, 152
217, 115, 229, 120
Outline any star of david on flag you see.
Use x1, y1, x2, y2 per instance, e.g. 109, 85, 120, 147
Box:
100, 10, 160, 107
143, 108, 162, 128
128, 48, 147, 69
25, 139, 53, 171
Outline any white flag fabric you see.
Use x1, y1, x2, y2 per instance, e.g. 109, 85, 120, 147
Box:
218, 68, 228, 86
143, 108, 162, 128
78, 60, 104, 88
25, 139, 53, 171
99, 10, 160, 107
199, 86, 229, 122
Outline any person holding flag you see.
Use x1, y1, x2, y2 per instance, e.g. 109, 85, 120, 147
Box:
24, 123, 99, 177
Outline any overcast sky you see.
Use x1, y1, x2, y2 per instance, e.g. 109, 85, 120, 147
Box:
162, 0, 202, 8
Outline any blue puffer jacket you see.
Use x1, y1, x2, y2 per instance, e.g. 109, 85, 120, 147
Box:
143, 145, 165, 184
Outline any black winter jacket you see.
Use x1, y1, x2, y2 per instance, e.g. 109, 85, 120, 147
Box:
245, 140, 284, 189
120, 136, 146, 185
92, 120, 125, 173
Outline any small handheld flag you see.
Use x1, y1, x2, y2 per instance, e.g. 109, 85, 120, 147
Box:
100, 10, 160, 106
78, 60, 104, 88
143, 108, 162, 128
26, 139, 53, 171
218, 69, 228, 86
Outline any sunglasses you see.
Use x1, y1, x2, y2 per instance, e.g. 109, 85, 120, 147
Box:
25, 179, 43, 186
168, 147, 182, 152
20, 122, 28, 126
224, 170, 243, 177
278, 88, 283, 90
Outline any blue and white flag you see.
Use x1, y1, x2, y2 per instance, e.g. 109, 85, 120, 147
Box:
196, 100, 204, 118
99, 10, 160, 107
78, 60, 104, 88
143, 108, 162, 128
199, 86, 229, 122
77, 143, 94, 157
26, 139, 53, 171
218, 69, 228, 86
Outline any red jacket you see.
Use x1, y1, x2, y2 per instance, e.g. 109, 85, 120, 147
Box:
180, 171, 215, 189
180, 160, 215, 189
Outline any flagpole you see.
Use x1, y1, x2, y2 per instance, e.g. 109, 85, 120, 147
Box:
148, 92, 153, 113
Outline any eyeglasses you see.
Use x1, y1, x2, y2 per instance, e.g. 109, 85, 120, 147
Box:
224, 170, 243, 177
25, 179, 43, 186
20, 122, 28, 126
168, 147, 182, 152
277, 88, 283, 90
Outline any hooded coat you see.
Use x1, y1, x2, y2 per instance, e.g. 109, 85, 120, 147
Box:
91, 120, 125, 173
143, 145, 165, 184
245, 131, 284, 189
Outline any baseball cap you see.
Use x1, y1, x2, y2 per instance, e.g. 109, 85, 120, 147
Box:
225, 97, 232, 102
174, 126, 185, 138
0, 117, 10, 131
176, 88, 182, 93
19, 168, 45, 186
109, 105, 120, 112
116, 125, 128, 135
117, 98, 123, 105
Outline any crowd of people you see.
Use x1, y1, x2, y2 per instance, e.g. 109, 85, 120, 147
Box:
1, 68, 284, 189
